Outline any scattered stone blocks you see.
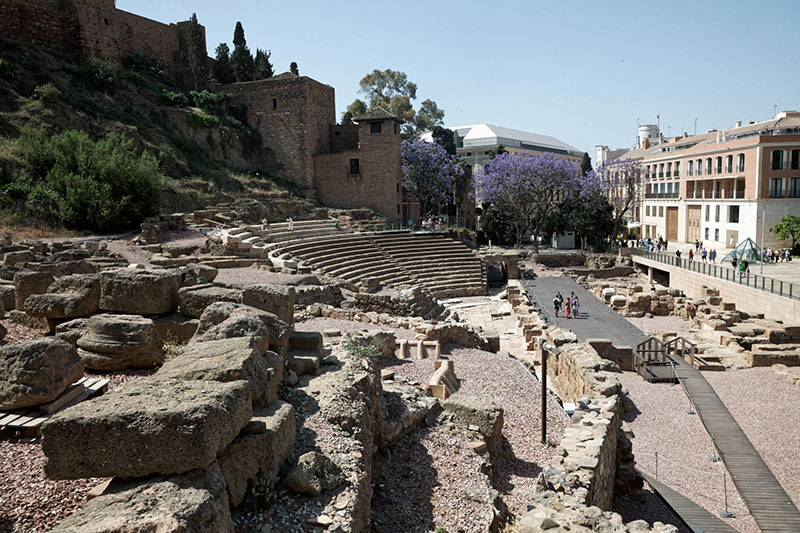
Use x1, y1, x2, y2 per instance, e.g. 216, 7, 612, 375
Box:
240, 284, 296, 325
24, 274, 101, 320
99, 268, 180, 315
177, 284, 242, 319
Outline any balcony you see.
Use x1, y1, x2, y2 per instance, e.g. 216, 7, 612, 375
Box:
689, 190, 745, 199
645, 192, 680, 199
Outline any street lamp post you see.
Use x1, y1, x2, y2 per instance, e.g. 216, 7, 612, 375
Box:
760, 200, 767, 274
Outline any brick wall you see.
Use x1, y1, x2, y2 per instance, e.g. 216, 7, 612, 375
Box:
1, 0, 202, 86
221, 75, 335, 194
0, 0, 81, 58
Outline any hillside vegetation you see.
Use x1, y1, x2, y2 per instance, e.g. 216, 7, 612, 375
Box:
0, 38, 296, 234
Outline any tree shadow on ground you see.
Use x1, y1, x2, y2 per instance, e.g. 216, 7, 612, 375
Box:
370, 427, 437, 533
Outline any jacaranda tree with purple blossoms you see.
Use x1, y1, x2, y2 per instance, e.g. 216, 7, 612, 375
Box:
593, 158, 646, 240
401, 136, 464, 219
474, 152, 579, 249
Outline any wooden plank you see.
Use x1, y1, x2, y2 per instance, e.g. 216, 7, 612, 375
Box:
38, 382, 87, 414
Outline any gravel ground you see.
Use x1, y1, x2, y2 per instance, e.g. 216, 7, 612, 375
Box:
296, 317, 417, 341
381, 345, 569, 520
618, 371, 757, 532
0, 369, 153, 532
214, 267, 315, 287
103, 238, 152, 266
372, 425, 492, 533
704, 368, 800, 510
0, 320, 44, 345
625, 315, 695, 336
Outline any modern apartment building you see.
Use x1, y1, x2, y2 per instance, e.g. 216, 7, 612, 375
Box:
449, 124, 583, 169
616, 111, 800, 248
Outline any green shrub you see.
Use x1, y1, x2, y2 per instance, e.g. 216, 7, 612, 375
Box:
343, 334, 382, 359
0, 58, 16, 81
190, 90, 231, 111
186, 110, 221, 129
122, 54, 173, 85
33, 82, 62, 103
16, 128, 162, 232
250, 477, 283, 511
162, 90, 189, 107
79, 58, 119, 93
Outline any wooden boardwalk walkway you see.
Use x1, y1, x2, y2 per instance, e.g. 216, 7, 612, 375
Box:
640, 471, 738, 533
672, 356, 800, 533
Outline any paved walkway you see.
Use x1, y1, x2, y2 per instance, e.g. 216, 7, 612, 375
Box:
524, 274, 800, 532
521, 276, 649, 348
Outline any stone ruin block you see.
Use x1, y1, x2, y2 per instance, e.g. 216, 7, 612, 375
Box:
159, 336, 282, 404
13, 270, 54, 311
42, 378, 252, 480
0, 338, 84, 410
51, 463, 233, 533
442, 394, 504, 463
153, 313, 199, 344
77, 314, 164, 371
217, 401, 296, 508
177, 284, 242, 318
192, 302, 290, 356
99, 268, 180, 315
240, 284, 296, 325
24, 274, 101, 320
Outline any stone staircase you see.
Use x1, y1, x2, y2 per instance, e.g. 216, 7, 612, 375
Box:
272, 231, 485, 298
216, 219, 346, 259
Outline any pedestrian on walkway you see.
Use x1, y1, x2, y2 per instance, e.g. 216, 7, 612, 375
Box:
572, 295, 580, 318
287, 217, 294, 231
689, 249, 694, 261
565, 298, 571, 319
710, 249, 716, 263
553, 295, 561, 317
701, 248, 707, 261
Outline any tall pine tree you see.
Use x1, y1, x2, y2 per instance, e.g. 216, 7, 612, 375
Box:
254, 49, 274, 80
290, 62, 299, 75
230, 21, 254, 82
214, 43, 233, 84
580, 152, 593, 175
186, 13, 207, 90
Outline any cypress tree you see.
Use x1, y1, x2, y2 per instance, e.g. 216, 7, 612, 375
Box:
230, 21, 254, 82
186, 13, 207, 90
580, 152, 593, 175
214, 43, 233, 84
254, 49, 274, 80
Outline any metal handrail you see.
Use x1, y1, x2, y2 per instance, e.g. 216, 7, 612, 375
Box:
631, 249, 799, 301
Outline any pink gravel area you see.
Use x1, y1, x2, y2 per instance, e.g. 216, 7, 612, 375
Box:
296, 317, 417, 341
704, 368, 800, 510
382, 345, 569, 520
213, 267, 315, 287
625, 315, 695, 336
103, 238, 152, 266
372, 425, 492, 533
0, 320, 44, 345
618, 371, 757, 532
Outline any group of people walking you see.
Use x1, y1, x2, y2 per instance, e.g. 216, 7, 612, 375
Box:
680, 241, 717, 263
763, 247, 792, 263
552, 291, 580, 319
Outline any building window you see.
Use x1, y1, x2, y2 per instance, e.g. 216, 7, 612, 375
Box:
771, 150, 784, 170
659, 163, 664, 178
666, 162, 672, 177
728, 205, 740, 223
715, 228, 720, 241
726, 155, 733, 173
370, 122, 382, 134
659, 206, 664, 217
790, 177, 800, 198
697, 159, 703, 175
737, 153, 745, 172
104, 18, 109, 26
715, 205, 720, 222
394, 124, 399, 134
646, 206, 650, 216
770, 177, 783, 198
349, 158, 360, 175
705, 205, 710, 222
715, 156, 722, 173
705, 158, 712, 174
272, 98, 277, 109
675, 161, 680, 177
396, 183, 400, 193
791, 149, 800, 170
466, 152, 472, 156
705, 228, 709, 240
688, 160, 693, 176
397, 204, 400, 214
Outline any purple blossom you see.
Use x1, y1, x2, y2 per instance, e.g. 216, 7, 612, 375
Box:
593, 158, 646, 237
473, 152, 579, 248
401, 136, 464, 218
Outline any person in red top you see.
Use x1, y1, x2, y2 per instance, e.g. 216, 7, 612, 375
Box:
565, 297, 572, 319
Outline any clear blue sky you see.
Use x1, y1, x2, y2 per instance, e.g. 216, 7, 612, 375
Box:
118, 0, 800, 158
